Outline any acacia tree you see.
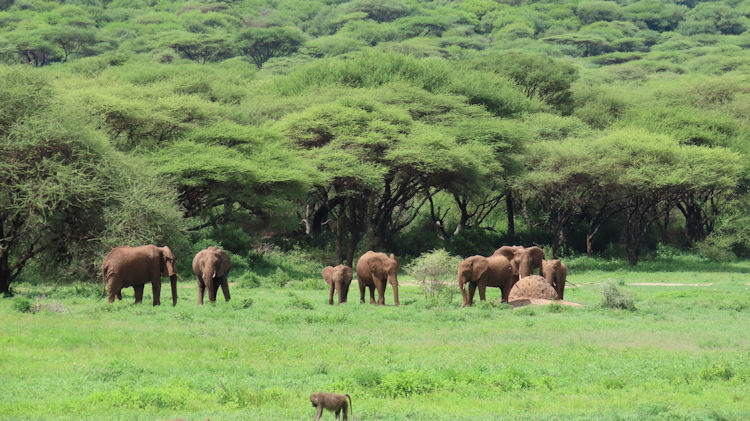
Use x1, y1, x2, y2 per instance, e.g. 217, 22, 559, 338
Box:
0, 70, 185, 292
151, 123, 313, 236
277, 94, 487, 265
236, 26, 304, 69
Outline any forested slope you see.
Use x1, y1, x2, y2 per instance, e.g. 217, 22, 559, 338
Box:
1, 0, 749, 289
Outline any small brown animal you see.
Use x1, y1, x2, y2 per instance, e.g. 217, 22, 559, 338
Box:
310, 392, 352, 420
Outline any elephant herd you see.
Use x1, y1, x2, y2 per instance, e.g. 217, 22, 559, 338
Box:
458, 245, 567, 307
101, 245, 231, 306
100, 244, 566, 308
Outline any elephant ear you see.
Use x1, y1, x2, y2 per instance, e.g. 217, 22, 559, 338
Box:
342, 266, 353, 282
160, 247, 175, 277
529, 246, 545, 264
494, 246, 515, 261
322, 266, 333, 282
471, 257, 489, 281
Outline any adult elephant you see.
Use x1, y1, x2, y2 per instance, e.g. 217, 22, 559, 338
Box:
458, 255, 514, 306
322, 264, 353, 305
494, 245, 545, 279
541, 259, 568, 300
101, 245, 178, 306
192, 246, 231, 306
356, 251, 399, 306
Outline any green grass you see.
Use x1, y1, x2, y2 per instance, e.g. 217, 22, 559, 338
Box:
2, 262, 750, 420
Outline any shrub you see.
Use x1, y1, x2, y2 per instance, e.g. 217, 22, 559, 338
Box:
700, 364, 734, 381
235, 272, 261, 289
379, 371, 439, 397
287, 295, 314, 310
232, 297, 254, 310
598, 281, 636, 310
407, 249, 462, 306
12, 297, 32, 313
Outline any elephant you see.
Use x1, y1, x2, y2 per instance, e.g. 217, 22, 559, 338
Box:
322, 264, 353, 305
494, 245, 545, 280
356, 251, 400, 306
541, 259, 568, 300
457, 255, 514, 306
192, 246, 231, 306
101, 245, 178, 306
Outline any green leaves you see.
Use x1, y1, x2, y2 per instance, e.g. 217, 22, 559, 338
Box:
236, 26, 305, 69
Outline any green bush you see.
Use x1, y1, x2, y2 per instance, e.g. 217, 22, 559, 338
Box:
598, 281, 636, 311
12, 297, 32, 313
232, 297, 254, 310
287, 295, 314, 310
379, 371, 440, 397
407, 249, 462, 306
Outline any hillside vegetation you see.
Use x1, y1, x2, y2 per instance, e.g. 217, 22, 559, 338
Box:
1, 0, 749, 289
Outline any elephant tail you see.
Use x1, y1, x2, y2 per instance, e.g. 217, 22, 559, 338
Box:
97, 265, 109, 302
346, 394, 352, 417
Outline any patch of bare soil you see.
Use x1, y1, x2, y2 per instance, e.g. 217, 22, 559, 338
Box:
629, 282, 713, 287
509, 275, 558, 301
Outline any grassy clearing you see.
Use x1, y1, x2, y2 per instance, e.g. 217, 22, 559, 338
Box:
1, 262, 749, 420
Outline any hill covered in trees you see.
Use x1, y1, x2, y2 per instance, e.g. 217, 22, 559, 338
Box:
1, 0, 749, 291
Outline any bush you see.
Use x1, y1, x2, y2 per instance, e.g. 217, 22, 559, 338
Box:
235, 272, 261, 289
287, 295, 314, 310
407, 249, 462, 306
598, 281, 636, 310
232, 297, 254, 310
12, 297, 32, 313
379, 371, 439, 397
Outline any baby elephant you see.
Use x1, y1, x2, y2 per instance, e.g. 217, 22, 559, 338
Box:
192, 246, 231, 305
541, 259, 568, 300
310, 392, 352, 420
322, 265, 353, 305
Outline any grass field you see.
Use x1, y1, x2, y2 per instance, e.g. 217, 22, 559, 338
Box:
1, 259, 749, 420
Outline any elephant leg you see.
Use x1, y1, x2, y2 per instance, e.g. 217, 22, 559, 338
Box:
116, 291, 122, 301
341, 284, 349, 303
328, 282, 335, 305
133, 285, 144, 304
107, 283, 117, 303
207, 281, 218, 304
152, 280, 161, 306
369, 286, 376, 304
377, 283, 387, 305
335, 281, 344, 305
197, 277, 205, 306
468, 282, 477, 306
478, 283, 488, 302
220, 277, 231, 302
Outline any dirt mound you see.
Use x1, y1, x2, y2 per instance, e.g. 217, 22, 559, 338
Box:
509, 275, 558, 301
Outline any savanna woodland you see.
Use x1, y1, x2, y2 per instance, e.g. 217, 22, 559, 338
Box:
1, 0, 749, 419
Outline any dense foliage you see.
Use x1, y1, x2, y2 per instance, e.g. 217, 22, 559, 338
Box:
1, 0, 749, 289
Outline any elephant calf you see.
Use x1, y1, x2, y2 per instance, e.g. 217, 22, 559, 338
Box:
541, 259, 567, 300
322, 264, 353, 305
192, 246, 231, 305
356, 251, 400, 306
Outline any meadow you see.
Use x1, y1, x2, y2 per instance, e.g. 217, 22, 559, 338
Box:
2, 258, 749, 420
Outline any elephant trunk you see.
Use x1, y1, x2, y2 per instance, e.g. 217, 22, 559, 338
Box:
170, 274, 178, 306
391, 282, 400, 307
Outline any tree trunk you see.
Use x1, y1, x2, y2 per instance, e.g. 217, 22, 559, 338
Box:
312, 204, 329, 234
586, 233, 594, 257
626, 244, 640, 266
0, 220, 9, 294
0, 250, 10, 294
505, 189, 515, 237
